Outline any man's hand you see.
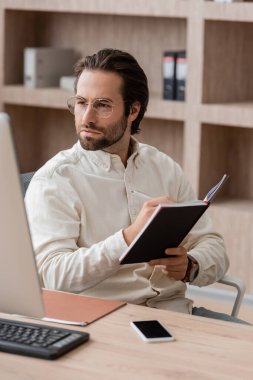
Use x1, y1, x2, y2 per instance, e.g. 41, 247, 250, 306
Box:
149, 247, 188, 281
123, 196, 174, 246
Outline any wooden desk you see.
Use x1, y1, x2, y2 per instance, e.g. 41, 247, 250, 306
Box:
0, 304, 253, 380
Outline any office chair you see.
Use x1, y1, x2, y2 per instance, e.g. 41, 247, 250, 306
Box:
20, 171, 35, 195
217, 274, 245, 317
20, 172, 246, 317
187, 274, 246, 317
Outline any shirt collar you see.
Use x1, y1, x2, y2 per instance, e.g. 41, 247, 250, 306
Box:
76, 137, 140, 171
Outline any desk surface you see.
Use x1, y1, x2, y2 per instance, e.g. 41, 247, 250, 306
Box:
0, 304, 253, 380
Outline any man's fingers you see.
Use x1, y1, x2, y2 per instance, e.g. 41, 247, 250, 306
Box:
149, 258, 170, 266
165, 247, 186, 257
144, 196, 175, 207
149, 258, 186, 267
149, 247, 187, 266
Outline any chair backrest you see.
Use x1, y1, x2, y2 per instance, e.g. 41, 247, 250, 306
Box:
20, 171, 35, 195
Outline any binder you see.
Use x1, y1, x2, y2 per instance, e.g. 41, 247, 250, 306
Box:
42, 289, 126, 326
175, 51, 187, 101
162, 51, 177, 100
163, 50, 187, 101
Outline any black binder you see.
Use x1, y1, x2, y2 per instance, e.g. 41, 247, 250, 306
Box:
175, 51, 187, 101
163, 51, 177, 100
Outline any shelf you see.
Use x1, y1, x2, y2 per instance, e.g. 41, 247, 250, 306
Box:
203, 20, 253, 104
4, 104, 76, 172
203, 2, 253, 22
2, 85, 72, 110
146, 97, 186, 121
199, 123, 253, 200
2, 85, 186, 122
2, 0, 190, 18
3, 10, 187, 98
138, 118, 184, 166
200, 103, 253, 128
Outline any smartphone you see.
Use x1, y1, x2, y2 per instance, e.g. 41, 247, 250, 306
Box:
130, 320, 175, 343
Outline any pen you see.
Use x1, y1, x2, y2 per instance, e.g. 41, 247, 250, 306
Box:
131, 190, 152, 201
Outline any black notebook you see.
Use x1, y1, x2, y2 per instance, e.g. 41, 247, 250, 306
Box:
119, 174, 228, 265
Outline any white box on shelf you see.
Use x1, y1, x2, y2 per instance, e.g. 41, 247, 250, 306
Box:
59, 76, 76, 92
24, 48, 77, 88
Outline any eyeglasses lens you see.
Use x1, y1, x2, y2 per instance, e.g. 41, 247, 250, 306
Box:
67, 97, 114, 118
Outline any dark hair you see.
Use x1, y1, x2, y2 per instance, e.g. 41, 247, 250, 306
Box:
74, 48, 149, 134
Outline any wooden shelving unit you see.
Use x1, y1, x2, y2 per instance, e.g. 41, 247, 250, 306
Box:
0, 0, 252, 293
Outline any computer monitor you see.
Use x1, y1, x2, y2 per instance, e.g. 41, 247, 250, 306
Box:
0, 112, 45, 318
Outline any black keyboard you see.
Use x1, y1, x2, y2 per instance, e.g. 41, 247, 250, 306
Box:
0, 318, 89, 359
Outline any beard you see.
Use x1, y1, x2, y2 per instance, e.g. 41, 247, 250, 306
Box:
77, 114, 128, 151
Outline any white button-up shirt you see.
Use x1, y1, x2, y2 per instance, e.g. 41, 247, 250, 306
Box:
25, 138, 229, 314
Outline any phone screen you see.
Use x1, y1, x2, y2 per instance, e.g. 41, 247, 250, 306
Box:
131, 320, 174, 342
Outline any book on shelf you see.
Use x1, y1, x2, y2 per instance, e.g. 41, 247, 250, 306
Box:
120, 174, 228, 265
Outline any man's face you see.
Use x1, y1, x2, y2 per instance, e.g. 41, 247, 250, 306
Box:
75, 70, 130, 152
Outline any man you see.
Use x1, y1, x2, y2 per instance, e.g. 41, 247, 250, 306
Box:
25, 48, 243, 322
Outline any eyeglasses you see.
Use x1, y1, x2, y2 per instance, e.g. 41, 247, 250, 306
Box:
67, 96, 121, 119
